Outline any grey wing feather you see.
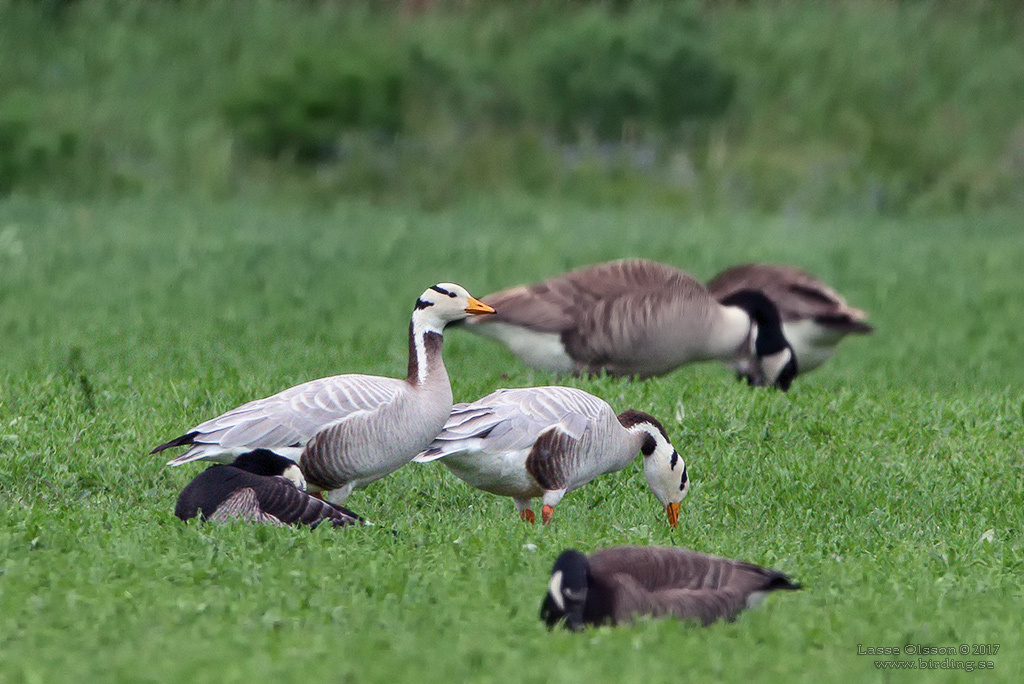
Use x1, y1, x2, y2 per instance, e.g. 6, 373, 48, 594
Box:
559, 262, 714, 367
256, 477, 362, 528
416, 386, 604, 461
478, 286, 576, 332
161, 374, 404, 465
207, 488, 284, 525
524, 421, 585, 491
707, 263, 869, 326
590, 546, 799, 625
298, 407, 392, 489
477, 259, 694, 336
608, 576, 751, 626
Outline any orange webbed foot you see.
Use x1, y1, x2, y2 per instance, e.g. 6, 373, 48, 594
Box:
541, 504, 554, 524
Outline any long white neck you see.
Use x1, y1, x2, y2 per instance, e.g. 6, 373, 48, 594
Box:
626, 425, 655, 452
406, 315, 448, 388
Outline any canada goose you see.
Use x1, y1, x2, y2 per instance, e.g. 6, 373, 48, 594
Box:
175, 450, 364, 528
540, 546, 800, 631
706, 263, 873, 375
462, 259, 796, 389
152, 283, 495, 504
414, 386, 689, 525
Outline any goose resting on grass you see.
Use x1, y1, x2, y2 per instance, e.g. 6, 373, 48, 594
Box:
414, 386, 689, 525
175, 450, 363, 528
541, 546, 801, 631
462, 259, 796, 389
706, 263, 873, 376
152, 283, 495, 504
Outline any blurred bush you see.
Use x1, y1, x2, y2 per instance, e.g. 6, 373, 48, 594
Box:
0, 0, 1022, 215
224, 53, 405, 163
528, 4, 734, 141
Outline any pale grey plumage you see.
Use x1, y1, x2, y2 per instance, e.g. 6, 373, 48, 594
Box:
421, 387, 612, 463
463, 259, 776, 380
706, 263, 873, 374
161, 374, 404, 466
415, 386, 689, 525
153, 283, 495, 503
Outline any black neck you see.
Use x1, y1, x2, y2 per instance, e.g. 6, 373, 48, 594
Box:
720, 289, 789, 356
406, 320, 444, 385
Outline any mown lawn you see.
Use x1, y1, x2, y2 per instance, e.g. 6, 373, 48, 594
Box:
1, 196, 1022, 682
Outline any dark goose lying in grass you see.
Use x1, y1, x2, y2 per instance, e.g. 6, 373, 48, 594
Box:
463, 259, 796, 389
175, 450, 363, 528
152, 283, 495, 505
541, 546, 800, 631
706, 263, 873, 377
415, 386, 689, 526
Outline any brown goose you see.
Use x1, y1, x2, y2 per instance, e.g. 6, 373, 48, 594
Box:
463, 259, 796, 389
414, 386, 689, 525
152, 283, 495, 504
541, 546, 800, 631
706, 263, 873, 375
175, 450, 364, 528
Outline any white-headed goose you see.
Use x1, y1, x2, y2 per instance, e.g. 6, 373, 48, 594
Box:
153, 283, 495, 504
175, 450, 364, 527
706, 263, 873, 375
541, 546, 800, 631
463, 259, 796, 389
414, 386, 689, 525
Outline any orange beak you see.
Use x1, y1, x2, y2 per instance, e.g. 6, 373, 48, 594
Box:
666, 502, 681, 527
465, 296, 496, 315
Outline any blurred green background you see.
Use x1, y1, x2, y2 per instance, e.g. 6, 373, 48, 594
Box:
3, 0, 1022, 214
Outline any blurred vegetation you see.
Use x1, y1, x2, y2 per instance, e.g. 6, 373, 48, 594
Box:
0, 0, 1022, 214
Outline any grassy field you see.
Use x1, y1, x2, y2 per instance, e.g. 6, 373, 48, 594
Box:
1, 194, 1023, 682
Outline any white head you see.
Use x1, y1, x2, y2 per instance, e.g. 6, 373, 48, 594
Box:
413, 283, 495, 332
618, 411, 690, 527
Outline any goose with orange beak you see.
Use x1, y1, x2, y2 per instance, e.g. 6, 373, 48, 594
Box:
153, 283, 495, 504
415, 386, 689, 526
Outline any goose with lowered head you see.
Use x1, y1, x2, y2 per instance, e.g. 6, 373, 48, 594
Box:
541, 546, 801, 631
152, 283, 495, 504
462, 259, 796, 389
706, 263, 873, 376
174, 450, 364, 528
415, 386, 689, 525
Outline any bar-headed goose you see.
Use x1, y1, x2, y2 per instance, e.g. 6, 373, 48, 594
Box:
462, 259, 796, 389
152, 283, 495, 504
414, 386, 689, 525
175, 450, 364, 528
707, 263, 873, 375
541, 546, 800, 631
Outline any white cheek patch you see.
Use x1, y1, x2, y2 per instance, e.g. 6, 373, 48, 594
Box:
282, 465, 307, 491
548, 570, 566, 611
760, 348, 792, 385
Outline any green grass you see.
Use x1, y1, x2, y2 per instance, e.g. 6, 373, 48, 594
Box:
1, 194, 1023, 682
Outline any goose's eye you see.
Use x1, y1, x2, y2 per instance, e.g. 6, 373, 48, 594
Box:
448, 291, 457, 298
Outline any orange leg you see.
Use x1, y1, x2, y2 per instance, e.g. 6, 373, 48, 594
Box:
520, 509, 536, 524
541, 504, 555, 524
